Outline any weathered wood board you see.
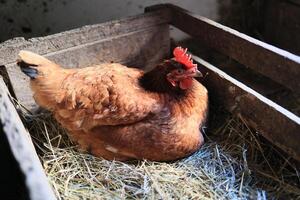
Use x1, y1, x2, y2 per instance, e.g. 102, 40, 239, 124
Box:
2, 13, 170, 111
0, 10, 171, 65
147, 4, 300, 94
192, 55, 300, 161
0, 77, 56, 200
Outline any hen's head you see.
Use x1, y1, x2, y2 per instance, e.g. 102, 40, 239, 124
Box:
140, 47, 202, 93
165, 47, 202, 90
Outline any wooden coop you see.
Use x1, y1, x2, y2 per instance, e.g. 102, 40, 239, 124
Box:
0, 4, 299, 200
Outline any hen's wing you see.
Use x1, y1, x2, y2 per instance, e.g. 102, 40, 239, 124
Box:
53, 63, 163, 131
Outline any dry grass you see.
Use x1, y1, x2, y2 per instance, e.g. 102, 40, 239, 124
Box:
17, 102, 299, 200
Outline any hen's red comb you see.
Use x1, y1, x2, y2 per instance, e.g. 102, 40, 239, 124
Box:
173, 47, 197, 69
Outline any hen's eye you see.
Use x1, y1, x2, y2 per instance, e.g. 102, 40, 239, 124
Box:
176, 69, 185, 74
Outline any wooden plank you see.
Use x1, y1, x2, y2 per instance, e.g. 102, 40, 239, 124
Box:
192, 55, 300, 161
5, 25, 170, 111
0, 77, 56, 200
146, 4, 300, 93
0, 9, 171, 65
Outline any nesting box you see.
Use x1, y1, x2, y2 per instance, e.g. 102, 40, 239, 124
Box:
0, 4, 299, 199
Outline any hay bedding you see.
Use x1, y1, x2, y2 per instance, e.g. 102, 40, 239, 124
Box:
16, 100, 299, 200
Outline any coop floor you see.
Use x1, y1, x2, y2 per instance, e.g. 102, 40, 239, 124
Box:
21, 105, 299, 200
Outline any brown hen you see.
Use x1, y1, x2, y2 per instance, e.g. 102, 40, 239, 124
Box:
17, 47, 208, 161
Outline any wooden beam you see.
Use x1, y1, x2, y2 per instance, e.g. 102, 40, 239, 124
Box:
192, 55, 300, 161
146, 4, 300, 93
0, 9, 171, 66
5, 25, 170, 111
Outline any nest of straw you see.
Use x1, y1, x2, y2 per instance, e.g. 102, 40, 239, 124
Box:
17, 101, 299, 200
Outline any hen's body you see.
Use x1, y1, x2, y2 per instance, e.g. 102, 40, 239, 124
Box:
18, 51, 208, 161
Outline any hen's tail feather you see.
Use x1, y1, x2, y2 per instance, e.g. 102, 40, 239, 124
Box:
17, 50, 56, 67
19, 62, 38, 79
17, 50, 59, 79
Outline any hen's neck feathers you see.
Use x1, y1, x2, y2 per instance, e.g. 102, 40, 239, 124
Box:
139, 63, 187, 97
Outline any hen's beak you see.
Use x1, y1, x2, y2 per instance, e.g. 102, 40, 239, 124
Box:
193, 69, 203, 77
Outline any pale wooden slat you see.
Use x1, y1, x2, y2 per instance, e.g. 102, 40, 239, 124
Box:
0, 77, 56, 200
